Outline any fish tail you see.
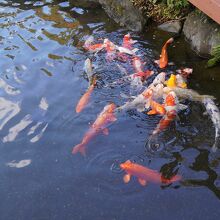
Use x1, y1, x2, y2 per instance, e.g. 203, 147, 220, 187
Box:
72, 143, 86, 156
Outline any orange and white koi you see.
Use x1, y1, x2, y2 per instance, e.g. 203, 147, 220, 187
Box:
152, 91, 177, 135
76, 78, 96, 113
72, 103, 117, 156
120, 160, 181, 186
122, 33, 137, 50
147, 99, 166, 115
159, 37, 174, 69
104, 39, 117, 61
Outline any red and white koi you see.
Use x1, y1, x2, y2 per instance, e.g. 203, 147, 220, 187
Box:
122, 33, 137, 50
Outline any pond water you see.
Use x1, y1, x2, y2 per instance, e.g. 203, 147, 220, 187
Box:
0, 1, 220, 219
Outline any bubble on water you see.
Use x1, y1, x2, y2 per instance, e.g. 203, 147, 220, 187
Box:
145, 135, 165, 153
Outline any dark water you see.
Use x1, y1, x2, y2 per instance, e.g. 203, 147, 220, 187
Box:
0, 1, 220, 219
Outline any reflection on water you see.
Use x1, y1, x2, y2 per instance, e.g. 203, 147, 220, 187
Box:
0, 0, 220, 220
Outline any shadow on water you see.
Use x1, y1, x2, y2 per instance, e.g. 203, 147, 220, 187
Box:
0, 0, 220, 220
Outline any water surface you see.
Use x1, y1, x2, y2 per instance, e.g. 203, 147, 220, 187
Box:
0, 1, 220, 220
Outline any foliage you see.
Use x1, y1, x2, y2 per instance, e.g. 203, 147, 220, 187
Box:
207, 45, 220, 68
149, 0, 189, 9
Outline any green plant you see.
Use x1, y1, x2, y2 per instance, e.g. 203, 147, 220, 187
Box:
165, 0, 189, 9
207, 45, 220, 67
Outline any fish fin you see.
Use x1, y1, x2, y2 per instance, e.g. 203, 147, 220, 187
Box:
110, 115, 117, 122
123, 174, 131, 183
147, 110, 157, 115
125, 160, 132, 164
72, 143, 86, 156
102, 128, 109, 135
138, 178, 147, 186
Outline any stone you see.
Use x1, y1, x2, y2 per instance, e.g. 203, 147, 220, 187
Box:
158, 20, 183, 34
68, 0, 100, 9
98, 0, 147, 32
183, 11, 220, 57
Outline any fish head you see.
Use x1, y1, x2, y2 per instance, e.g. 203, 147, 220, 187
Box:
124, 33, 131, 40
166, 74, 177, 88
120, 160, 133, 170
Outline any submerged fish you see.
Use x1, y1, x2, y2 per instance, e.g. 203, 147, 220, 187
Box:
152, 91, 177, 135
120, 160, 181, 186
75, 77, 96, 113
84, 58, 93, 82
159, 37, 174, 69
83, 36, 94, 48
122, 33, 137, 50
163, 87, 215, 102
72, 103, 117, 156
203, 98, 220, 152
132, 56, 144, 73
148, 72, 166, 88
104, 39, 117, 61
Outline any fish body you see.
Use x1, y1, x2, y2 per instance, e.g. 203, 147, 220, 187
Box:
84, 58, 93, 82
159, 37, 174, 69
132, 56, 144, 73
203, 98, 220, 152
176, 68, 193, 78
120, 160, 181, 186
122, 33, 137, 50
176, 74, 187, 89
72, 103, 117, 156
75, 83, 95, 114
147, 99, 166, 115
133, 70, 154, 82
149, 72, 166, 88
116, 46, 138, 55
85, 43, 104, 53
165, 74, 177, 88
104, 39, 117, 61
163, 87, 215, 102
152, 91, 177, 135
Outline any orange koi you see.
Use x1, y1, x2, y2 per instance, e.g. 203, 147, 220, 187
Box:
159, 37, 174, 69
120, 160, 181, 186
147, 99, 166, 115
76, 78, 96, 113
152, 91, 177, 135
104, 39, 117, 61
72, 103, 117, 156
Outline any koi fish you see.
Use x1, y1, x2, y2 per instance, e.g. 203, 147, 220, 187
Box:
163, 87, 215, 103
202, 98, 220, 152
76, 77, 96, 113
159, 37, 174, 69
176, 67, 193, 78
132, 56, 144, 73
152, 91, 177, 135
122, 33, 137, 50
133, 70, 154, 82
147, 99, 166, 115
116, 45, 139, 56
104, 39, 117, 61
72, 103, 117, 156
176, 74, 187, 89
120, 160, 181, 186
148, 72, 166, 88
165, 74, 177, 88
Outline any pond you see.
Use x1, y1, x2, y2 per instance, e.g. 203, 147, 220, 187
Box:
0, 1, 220, 219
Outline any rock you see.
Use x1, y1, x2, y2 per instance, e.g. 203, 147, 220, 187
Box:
98, 0, 147, 32
158, 20, 183, 33
183, 11, 220, 57
68, 0, 100, 9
